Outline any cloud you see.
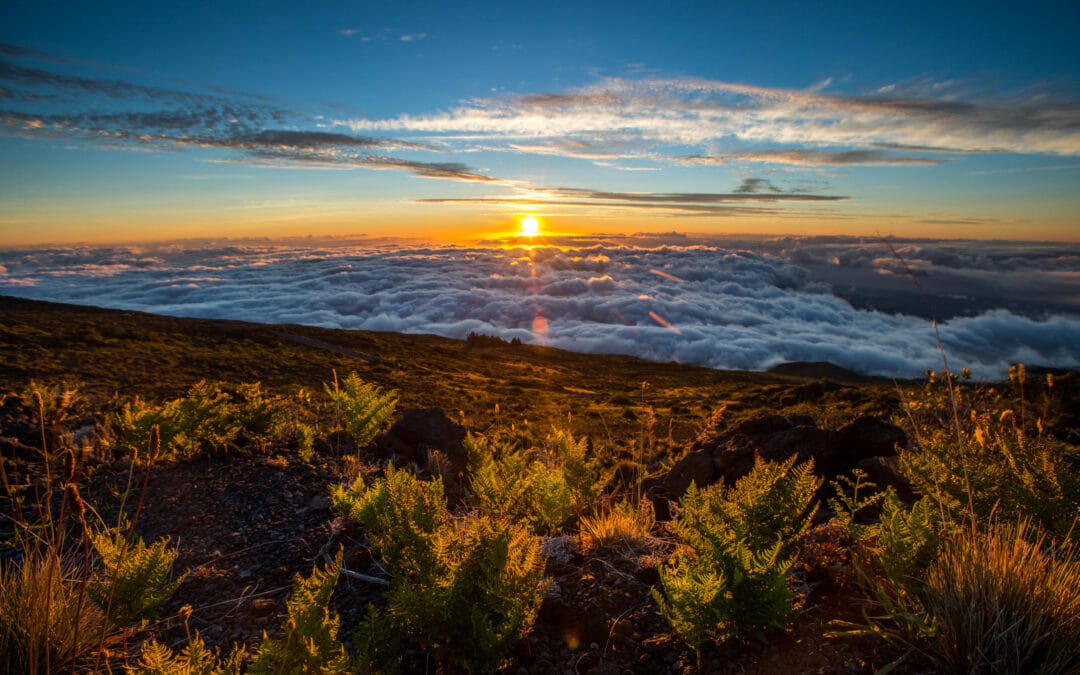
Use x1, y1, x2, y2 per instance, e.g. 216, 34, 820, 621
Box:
678, 149, 948, 166
416, 182, 847, 216
2, 238, 1076, 379
399, 33, 427, 42
340, 76, 1080, 157
735, 178, 781, 194
0, 46, 510, 184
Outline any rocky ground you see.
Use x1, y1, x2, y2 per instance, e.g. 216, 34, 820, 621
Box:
2, 393, 913, 673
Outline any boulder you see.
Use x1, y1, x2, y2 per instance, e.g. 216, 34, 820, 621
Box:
647, 413, 908, 510
375, 407, 468, 478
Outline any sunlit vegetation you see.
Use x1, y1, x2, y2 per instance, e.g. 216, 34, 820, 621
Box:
3, 297, 1079, 672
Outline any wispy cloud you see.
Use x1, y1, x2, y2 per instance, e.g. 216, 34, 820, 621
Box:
678, 149, 949, 166
341, 76, 1080, 158
0, 45, 498, 183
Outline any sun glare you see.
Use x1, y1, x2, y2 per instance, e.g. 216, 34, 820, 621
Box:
520, 215, 541, 237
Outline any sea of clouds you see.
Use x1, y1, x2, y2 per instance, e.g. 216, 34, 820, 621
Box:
2, 235, 1077, 379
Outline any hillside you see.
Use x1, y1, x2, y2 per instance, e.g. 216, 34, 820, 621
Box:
2, 295, 1077, 674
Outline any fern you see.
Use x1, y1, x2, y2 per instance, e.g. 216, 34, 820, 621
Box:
338, 466, 547, 672
898, 377, 1080, 539
133, 634, 244, 674
548, 428, 601, 514
465, 433, 572, 533
673, 454, 821, 556
332, 464, 448, 575
384, 515, 548, 673
655, 455, 820, 649
875, 491, 941, 588
232, 382, 287, 453
828, 469, 886, 542
249, 552, 353, 674
654, 537, 793, 648
324, 372, 397, 452
89, 529, 184, 624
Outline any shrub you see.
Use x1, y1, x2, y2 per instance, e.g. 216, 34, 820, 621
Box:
547, 428, 601, 515
324, 372, 397, 452
248, 552, 353, 674
332, 464, 448, 573
874, 491, 941, 587
377, 514, 548, 673
232, 382, 287, 454
114, 382, 240, 458
920, 520, 1080, 674
654, 455, 820, 649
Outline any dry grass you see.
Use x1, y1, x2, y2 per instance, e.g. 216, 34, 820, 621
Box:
579, 498, 657, 556
921, 519, 1080, 675
0, 546, 113, 673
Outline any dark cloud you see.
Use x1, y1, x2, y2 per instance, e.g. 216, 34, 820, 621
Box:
0, 45, 487, 182
735, 178, 781, 194
1, 239, 1076, 379
542, 186, 846, 203
362, 156, 498, 181
679, 149, 948, 166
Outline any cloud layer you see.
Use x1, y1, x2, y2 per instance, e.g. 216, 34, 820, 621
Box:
2, 237, 1076, 379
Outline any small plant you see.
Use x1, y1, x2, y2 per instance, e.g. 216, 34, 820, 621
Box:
332, 464, 449, 573
232, 382, 287, 454
547, 428, 601, 515
828, 469, 885, 543
579, 497, 656, 556
249, 552, 354, 674
324, 372, 397, 452
874, 491, 941, 587
897, 372, 1080, 539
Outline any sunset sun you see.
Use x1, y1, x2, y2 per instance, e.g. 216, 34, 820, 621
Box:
519, 215, 541, 237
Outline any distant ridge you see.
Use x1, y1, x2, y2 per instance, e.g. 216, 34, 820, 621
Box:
766, 361, 879, 382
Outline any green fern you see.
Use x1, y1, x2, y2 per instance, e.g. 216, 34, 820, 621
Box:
133, 634, 244, 674
324, 372, 397, 452
673, 454, 821, 556
337, 466, 547, 672
465, 433, 572, 533
875, 491, 941, 587
828, 469, 886, 542
248, 552, 353, 674
655, 455, 820, 649
653, 537, 793, 648
332, 464, 448, 575
548, 428, 601, 514
384, 514, 548, 673
89, 530, 184, 624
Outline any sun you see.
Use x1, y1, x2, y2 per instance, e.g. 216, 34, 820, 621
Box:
519, 215, 541, 237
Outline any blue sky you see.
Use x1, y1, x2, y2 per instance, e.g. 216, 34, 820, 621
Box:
2, 0, 1079, 244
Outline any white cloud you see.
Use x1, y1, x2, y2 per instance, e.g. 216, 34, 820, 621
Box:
2, 238, 1077, 379
339, 77, 1080, 158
